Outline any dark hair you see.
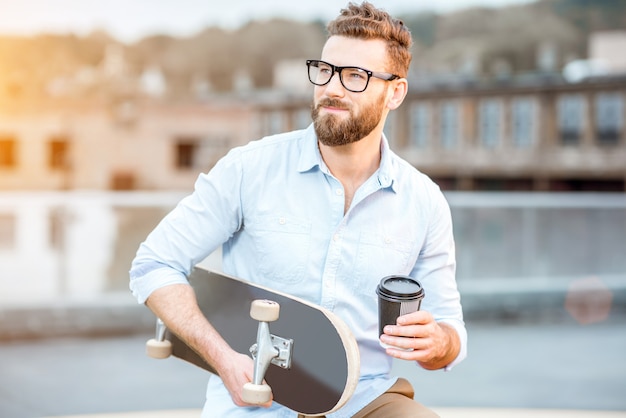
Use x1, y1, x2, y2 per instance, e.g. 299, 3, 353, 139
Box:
326, 1, 412, 77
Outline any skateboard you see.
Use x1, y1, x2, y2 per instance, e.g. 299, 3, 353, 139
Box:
146, 266, 360, 416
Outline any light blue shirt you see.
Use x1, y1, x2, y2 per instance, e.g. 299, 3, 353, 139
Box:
130, 124, 467, 417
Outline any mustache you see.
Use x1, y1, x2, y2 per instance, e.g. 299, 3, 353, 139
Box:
315, 98, 350, 111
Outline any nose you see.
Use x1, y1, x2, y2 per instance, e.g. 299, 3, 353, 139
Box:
322, 70, 346, 97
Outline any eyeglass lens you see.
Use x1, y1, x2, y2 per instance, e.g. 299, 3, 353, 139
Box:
308, 61, 370, 92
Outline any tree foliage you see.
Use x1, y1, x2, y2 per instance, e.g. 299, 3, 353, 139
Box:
1, 0, 624, 101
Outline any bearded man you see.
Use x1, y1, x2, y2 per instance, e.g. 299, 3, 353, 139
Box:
131, 2, 466, 417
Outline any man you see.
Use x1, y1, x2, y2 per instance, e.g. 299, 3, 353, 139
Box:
130, 2, 466, 417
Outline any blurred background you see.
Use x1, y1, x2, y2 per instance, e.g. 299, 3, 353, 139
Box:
0, 0, 625, 417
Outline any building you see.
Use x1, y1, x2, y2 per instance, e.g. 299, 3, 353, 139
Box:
0, 98, 258, 191
1, 74, 625, 192
589, 31, 626, 75
401, 76, 626, 192
260, 76, 626, 192
1, 75, 625, 305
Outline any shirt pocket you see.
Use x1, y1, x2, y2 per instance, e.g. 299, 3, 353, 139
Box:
252, 215, 312, 284
352, 230, 416, 302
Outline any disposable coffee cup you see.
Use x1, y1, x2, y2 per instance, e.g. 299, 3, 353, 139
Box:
376, 275, 425, 350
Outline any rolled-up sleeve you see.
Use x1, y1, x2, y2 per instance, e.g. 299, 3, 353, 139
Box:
129, 261, 189, 304
129, 148, 244, 304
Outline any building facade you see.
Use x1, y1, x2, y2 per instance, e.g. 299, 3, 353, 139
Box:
258, 77, 626, 192
1, 77, 625, 193
1, 77, 625, 305
0, 98, 258, 191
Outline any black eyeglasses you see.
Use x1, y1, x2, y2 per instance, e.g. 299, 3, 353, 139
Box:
306, 59, 400, 93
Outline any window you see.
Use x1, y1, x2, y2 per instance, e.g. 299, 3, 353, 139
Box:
48, 137, 70, 170
478, 99, 502, 149
410, 103, 431, 148
175, 140, 199, 169
0, 213, 15, 249
557, 94, 586, 145
595, 92, 624, 145
110, 171, 136, 190
512, 97, 537, 148
440, 101, 459, 149
0, 136, 16, 168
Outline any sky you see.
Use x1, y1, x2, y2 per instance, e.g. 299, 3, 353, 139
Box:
0, 0, 537, 43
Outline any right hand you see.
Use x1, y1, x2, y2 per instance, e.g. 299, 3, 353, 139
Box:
145, 285, 271, 408
216, 350, 273, 408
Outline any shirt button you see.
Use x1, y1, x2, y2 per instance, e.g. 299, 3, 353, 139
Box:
333, 234, 340, 242
335, 189, 343, 196
384, 237, 392, 244
278, 217, 286, 225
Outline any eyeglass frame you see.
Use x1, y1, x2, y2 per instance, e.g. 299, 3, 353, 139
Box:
306, 59, 400, 93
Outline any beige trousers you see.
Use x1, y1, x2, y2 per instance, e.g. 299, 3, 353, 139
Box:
298, 378, 439, 418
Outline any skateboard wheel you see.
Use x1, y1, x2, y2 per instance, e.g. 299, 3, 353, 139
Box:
242, 382, 272, 404
250, 299, 280, 322
145, 338, 172, 359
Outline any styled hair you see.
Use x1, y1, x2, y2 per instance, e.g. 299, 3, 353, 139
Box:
326, 1, 413, 77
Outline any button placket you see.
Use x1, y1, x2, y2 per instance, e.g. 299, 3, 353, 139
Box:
320, 224, 344, 310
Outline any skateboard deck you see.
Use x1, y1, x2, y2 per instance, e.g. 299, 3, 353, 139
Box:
147, 266, 360, 416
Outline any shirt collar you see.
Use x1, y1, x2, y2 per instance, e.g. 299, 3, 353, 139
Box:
297, 124, 321, 173
378, 134, 396, 192
297, 123, 397, 193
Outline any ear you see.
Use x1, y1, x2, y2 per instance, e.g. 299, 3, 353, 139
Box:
386, 78, 408, 110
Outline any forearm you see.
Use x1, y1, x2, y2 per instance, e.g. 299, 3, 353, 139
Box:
418, 321, 461, 371
145, 283, 233, 372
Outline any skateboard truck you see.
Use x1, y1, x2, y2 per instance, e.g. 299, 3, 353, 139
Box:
242, 299, 294, 405
145, 318, 173, 359
145, 299, 294, 406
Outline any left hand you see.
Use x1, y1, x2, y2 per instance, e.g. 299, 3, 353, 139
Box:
380, 310, 459, 370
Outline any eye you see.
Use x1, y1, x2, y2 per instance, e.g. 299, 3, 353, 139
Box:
318, 64, 332, 75
345, 68, 368, 81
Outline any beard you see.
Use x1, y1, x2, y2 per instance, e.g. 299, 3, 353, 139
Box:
311, 92, 386, 147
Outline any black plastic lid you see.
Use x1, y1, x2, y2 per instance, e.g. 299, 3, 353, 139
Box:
377, 275, 424, 299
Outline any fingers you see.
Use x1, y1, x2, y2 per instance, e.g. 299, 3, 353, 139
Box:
220, 353, 273, 409
396, 310, 433, 326
384, 312, 435, 339
384, 323, 426, 338
380, 311, 439, 360
380, 332, 437, 362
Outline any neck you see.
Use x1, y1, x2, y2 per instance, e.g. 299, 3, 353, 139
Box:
319, 138, 380, 180
318, 132, 382, 213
